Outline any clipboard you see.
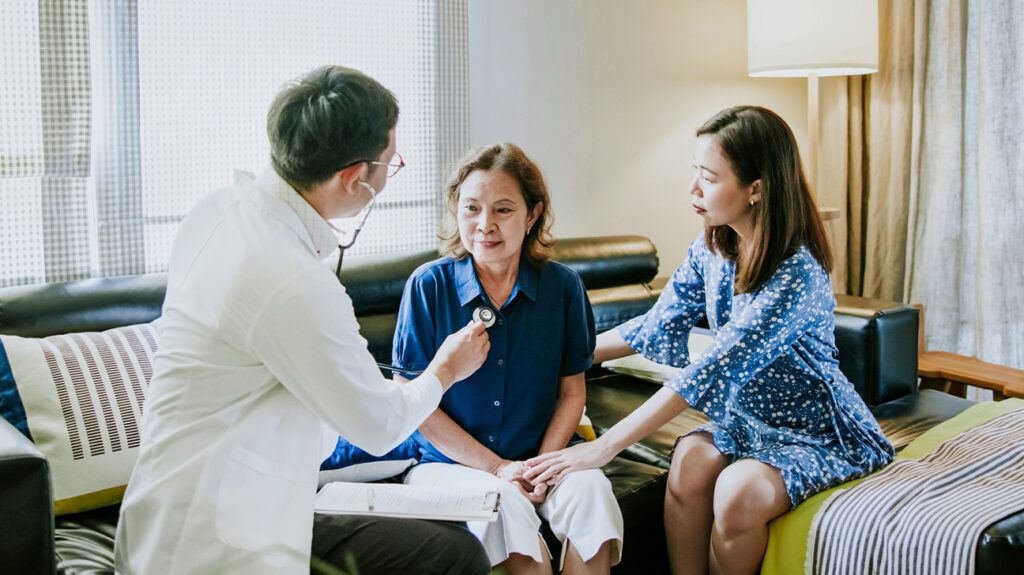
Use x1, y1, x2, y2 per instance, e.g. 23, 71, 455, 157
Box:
315, 482, 501, 522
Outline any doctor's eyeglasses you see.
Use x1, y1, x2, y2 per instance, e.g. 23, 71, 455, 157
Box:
368, 152, 405, 178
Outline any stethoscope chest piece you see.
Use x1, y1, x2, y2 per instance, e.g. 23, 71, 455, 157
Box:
472, 305, 497, 328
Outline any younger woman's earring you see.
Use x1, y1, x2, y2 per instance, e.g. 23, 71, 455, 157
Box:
749, 198, 755, 207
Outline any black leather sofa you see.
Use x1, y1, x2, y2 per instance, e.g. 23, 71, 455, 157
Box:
1, 235, 1020, 574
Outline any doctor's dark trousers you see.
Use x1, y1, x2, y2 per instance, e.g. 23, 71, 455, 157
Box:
312, 513, 490, 575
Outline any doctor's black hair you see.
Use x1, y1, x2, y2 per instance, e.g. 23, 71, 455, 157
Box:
268, 65, 399, 193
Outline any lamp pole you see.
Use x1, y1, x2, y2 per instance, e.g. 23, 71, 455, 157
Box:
807, 73, 820, 194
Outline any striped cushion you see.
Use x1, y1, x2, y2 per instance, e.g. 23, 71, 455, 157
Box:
0, 324, 155, 515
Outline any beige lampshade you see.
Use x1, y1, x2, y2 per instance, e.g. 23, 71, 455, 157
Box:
747, 0, 878, 77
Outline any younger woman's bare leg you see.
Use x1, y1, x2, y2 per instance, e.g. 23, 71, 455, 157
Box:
708, 459, 791, 575
664, 433, 729, 575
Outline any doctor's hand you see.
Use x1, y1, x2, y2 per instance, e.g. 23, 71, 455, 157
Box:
523, 439, 616, 487
427, 321, 490, 391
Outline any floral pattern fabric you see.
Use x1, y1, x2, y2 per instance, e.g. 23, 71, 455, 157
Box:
620, 236, 894, 506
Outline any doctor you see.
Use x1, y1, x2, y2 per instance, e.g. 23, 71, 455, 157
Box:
114, 66, 491, 575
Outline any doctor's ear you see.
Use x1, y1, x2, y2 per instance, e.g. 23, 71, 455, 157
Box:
335, 163, 369, 196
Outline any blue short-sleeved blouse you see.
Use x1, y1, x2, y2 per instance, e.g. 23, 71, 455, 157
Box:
620, 235, 894, 507
393, 256, 596, 464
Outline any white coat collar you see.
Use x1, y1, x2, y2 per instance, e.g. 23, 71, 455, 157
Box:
245, 167, 338, 258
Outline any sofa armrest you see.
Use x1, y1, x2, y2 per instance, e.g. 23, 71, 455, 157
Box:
0, 417, 55, 574
918, 351, 1024, 400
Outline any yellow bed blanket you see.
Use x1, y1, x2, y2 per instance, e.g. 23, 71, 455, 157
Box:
761, 398, 1024, 575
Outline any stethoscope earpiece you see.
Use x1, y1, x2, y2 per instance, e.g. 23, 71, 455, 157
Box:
472, 305, 497, 328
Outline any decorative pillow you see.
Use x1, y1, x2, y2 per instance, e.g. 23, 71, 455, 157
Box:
0, 324, 156, 515
318, 434, 420, 486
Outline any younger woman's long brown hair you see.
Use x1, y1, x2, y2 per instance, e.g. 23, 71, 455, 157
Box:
698, 106, 833, 294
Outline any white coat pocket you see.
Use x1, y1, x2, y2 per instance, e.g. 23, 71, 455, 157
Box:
215, 444, 317, 556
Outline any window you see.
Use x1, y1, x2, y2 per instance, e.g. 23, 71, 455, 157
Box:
0, 0, 468, 287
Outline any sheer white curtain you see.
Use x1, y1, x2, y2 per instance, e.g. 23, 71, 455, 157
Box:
904, 0, 1024, 396
1, 0, 92, 286
0, 0, 468, 287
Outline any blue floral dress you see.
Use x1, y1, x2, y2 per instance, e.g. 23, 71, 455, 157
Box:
620, 236, 894, 507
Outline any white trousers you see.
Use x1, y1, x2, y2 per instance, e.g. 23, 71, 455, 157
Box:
405, 462, 624, 568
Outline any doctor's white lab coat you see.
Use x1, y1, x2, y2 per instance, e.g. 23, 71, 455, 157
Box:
113, 168, 444, 574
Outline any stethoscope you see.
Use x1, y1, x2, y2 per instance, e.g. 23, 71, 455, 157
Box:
333, 181, 379, 281
330, 181, 500, 377
333, 182, 500, 378
375, 304, 497, 377
472, 305, 497, 328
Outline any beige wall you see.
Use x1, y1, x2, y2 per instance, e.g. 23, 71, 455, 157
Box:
469, 0, 809, 276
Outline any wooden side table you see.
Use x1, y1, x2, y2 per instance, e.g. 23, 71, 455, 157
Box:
914, 303, 1024, 400
918, 351, 1024, 400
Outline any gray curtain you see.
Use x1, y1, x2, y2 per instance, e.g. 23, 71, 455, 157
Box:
904, 0, 1024, 394
435, 0, 471, 207
90, 0, 145, 277
830, 0, 1022, 400
844, 0, 917, 302
40, 0, 92, 284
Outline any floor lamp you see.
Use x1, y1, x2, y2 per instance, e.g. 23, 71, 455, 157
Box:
746, 0, 878, 205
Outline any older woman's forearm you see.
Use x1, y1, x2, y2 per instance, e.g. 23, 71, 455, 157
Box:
395, 374, 506, 472
538, 373, 587, 454
417, 408, 507, 474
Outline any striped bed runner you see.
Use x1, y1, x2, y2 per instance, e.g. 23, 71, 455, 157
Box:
808, 407, 1024, 575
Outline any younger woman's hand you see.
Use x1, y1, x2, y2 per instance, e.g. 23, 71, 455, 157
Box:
523, 440, 615, 486
494, 460, 549, 504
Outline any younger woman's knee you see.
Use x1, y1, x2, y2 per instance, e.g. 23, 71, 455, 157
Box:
667, 435, 727, 498
712, 462, 790, 534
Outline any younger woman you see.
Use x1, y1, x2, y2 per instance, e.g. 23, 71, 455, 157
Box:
525, 106, 894, 575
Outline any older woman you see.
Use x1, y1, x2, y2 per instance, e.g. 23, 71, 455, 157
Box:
392, 143, 623, 575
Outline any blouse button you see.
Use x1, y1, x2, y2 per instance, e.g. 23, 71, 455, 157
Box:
497, 359, 504, 366
488, 435, 495, 443
494, 400, 501, 407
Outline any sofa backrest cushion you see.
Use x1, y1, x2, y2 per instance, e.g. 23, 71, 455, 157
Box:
0, 274, 167, 338
0, 237, 917, 408
0, 236, 660, 355
0, 235, 921, 405
0, 236, 659, 337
